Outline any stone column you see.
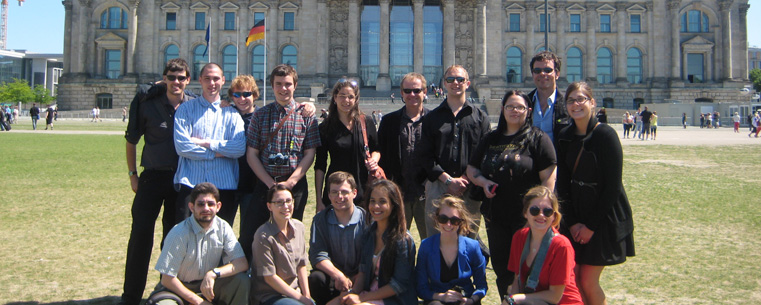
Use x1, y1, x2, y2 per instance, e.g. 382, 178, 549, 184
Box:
85, 4, 96, 76
75, 1, 89, 74
126, 0, 138, 75
615, 1, 627, 83
555, 2, 566, 59
180, 0, 190, 60
739, 4, 750, 81
584, 3, 596, 83
209, 0, 220, 63
668, 0, 681, 82
486, 0, 502, 79
719, 0, 732, 81
348, 0, 361, 75
375, 0, 391, 91
646, 2, 655, 82
442, 0, 455, 69
267, 0, 279, 73
62, 0, 73, 74
317, 0, 328, 79
474, 0, 487, 78
238, 0, 249, 74
413, 0, 424, 73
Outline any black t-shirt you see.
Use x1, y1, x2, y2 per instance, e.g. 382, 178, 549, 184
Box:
641, 110, 653, 123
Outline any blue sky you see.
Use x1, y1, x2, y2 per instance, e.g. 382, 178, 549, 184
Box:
6, 1, 761, 53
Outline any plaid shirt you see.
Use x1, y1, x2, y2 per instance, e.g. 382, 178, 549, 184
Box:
247, 100, 320, 177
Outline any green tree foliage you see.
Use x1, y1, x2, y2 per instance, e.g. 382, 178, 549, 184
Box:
33, 84, 56, 104
750, 69, 761, 93
0, 78, 35, 104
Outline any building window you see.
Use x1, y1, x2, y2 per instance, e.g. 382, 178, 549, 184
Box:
687, 53, 704, 83
390, 5, 413, 86
224, 12, 235, 30
283, 12, 295, 31
101, 7, 128, 29
596, 47, 613, 84
254, 12, 265, 25
681, 10, 709, 33
105, 49, 122, 79
97, 93, 113, 109
281, 45, 298, 71
540, 13, 550, 32
251, 45, 265, 81
602, 97, 614, 109
423, 6, 443, 85
222, 45, 237, 80
630, 14, 641, 33
195, 12, 206, 30
569, 14, 581, 32
165, 44, 179, 65
627, 48, 643, 84
193, 45, 209, 80
166, 12, 177, 30
600, 14, 611, 32
506, 47, 522, 84
566, 47, 583, 82
360, 5, 380, 86
509, 13, 520, 32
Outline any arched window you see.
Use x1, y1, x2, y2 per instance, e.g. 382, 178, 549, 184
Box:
193, 45, 209, 80
164, 44, 179, 66
100, 7, 128, 29
681, 10, 709, 33
251, 45, 265, 81
222, 45, 237, 80
627, 48, 643, 84
602, 97, 614, 109
506, 47, 522, 84
596, 47, 613, 84
566, 47, 583, 82
281, 45, 298, 71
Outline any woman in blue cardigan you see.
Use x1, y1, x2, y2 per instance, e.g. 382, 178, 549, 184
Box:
416, 195, 487, 305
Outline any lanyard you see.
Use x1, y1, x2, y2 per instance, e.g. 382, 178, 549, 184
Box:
518, 228, 555, 293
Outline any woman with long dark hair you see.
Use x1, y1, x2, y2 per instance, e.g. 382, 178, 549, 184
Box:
315, 78, 380, 212
466, 90, 556, 299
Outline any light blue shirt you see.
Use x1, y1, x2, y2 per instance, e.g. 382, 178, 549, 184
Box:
173, 96, 246, 190
532, 89, 558, 141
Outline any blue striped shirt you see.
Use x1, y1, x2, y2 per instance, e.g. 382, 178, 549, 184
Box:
173, 96, 245, 190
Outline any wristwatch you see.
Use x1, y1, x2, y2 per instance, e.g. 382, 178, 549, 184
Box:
445, 176, 453, 186
504, 295, 516, 305
213, 268, 221, 279
128, 170, 138, 177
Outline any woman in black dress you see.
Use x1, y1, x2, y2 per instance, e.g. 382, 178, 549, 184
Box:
315, 78, 380, 212
556, 82, 635, 305
467, 90, 556, 299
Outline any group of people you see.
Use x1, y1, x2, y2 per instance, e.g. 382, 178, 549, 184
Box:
699, 111, 720, 129
621, 107, 657, 140
0, 105, 18, 131
121, 51, 634, 305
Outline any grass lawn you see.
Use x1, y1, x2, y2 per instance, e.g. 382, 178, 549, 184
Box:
8, 118, 129, 132
1, 132, 759, 304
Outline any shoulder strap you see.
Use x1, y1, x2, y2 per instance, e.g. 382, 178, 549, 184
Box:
265, 104, 300, 149
572, 122, 600, 176
359, 114, 371, 160
517, 228, 556, 293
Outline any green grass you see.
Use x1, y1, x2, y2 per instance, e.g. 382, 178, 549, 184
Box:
9, 118, 129, 132
1, 132, 760, 304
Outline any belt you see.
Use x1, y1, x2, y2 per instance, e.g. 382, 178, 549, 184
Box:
144, 167, 176, 172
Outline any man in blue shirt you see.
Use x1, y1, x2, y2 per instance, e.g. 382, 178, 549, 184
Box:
173, 63, 246, 227
528, 51, 569, 144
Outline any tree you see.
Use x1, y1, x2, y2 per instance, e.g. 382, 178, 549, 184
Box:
33, 84, 56, 105
0, 78, 35, 104
750, 69, 761, 93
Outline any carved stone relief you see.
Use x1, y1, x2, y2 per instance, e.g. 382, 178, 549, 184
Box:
454, 0, 474, 72
328, 0, 349, 74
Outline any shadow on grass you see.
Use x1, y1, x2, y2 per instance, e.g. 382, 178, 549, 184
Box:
6, 296, 121, 305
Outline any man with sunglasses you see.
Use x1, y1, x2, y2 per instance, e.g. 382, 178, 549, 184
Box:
417, 65, 491, 239
122, 58, 198, 305
528, 51, 570, 144
378, 72, 431, 240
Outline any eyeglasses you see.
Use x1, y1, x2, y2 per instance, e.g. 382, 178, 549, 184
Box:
402, 88, 424, 94
337, 78, 359, 87
528, 206, 555, 217
445, 76, 467, 84
329, 190, 353, 197
231, 92, 254, 98
437, 214, 463, 226
565, 97, 590, 105
504, 105, 527, 112
269, 198, 294, 207
336, 94, 356, 100
165, 75, 188, 82
531, 68, 555, 74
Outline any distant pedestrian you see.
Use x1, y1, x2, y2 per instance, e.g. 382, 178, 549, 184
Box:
122, 106, 128, 122
91, 107, 97, 122
390, 92, 395, 104
12, 106, 18, 124
596, 107, 607, 123
713, 111, 720, 128
733, 112, 741, 133
45, 105, 55, 130
650, 111, 658, 140
95, 106, 101, 122
682, 113, 687, 129
30, 103, 40, 130
700, 114, 705, 128
750, 112, 760, 138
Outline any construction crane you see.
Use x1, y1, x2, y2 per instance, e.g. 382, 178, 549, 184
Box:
0, 0, 24, 50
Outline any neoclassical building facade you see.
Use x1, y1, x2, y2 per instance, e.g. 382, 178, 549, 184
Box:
58, 0, 751, 110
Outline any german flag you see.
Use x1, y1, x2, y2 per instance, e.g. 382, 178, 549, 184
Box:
246, 20, 265, 46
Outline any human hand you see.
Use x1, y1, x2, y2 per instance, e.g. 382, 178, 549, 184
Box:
220, 100, 231, 108
280, 178, 297, 190
298, 295, 315, 305
439, 290, 464, 303
200, 272, 216, 302
130, 174, 139, 193
576, 224, 594, 244
300, 102, 316, 117
191, 137, 211, 148
482, 180, 498, 199
365, 158, 379, 171
316, 199, 326, 213
341, 293, 362, 305
447, 177, 469, 197
334, 274, 353, 292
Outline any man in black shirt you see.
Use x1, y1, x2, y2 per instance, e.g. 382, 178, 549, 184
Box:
121, 58, 196, 305
640, 106, 653, 141
29, 103, 40, 130
417, 65, 490, 238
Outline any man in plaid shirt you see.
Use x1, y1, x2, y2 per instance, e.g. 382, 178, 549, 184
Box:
239, 64, 321, 262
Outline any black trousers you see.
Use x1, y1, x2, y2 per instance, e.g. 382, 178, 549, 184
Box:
121, 170, 177, 305
175, 185, 237, 227
239, 176, 308, 263
487, 219, 524, 300
308, 270, 342, 305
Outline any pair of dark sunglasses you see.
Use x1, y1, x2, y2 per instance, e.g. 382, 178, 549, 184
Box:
437, 214, 462, 226
529, 206, 555, 217
445, 76, 466, 83
231, 92, 254, 98
531, 68, 555, 74
337, 78, 359, 87
165, 75, 188, 81
402, 88, 424, 94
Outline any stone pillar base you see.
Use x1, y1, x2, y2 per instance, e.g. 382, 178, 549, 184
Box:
669, 78, 685, 88
375, 74, 391, 91
311, 83, 326, 99
615, 77, 629, 86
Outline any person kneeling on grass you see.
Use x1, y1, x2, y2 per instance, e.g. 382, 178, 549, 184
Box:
148, 182, 250, 305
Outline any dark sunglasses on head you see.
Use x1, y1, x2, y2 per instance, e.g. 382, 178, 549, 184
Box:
531, 68, 555, 74
337, 78, 359, 87
402, 88, 423, 94
165, 75, 188, 81
437, 214, 462, 226
445, 76, 466, 83
231, 92, 254, 98
529, 206, 555, 217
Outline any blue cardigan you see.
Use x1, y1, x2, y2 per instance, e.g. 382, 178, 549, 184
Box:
415, 233, 488, 301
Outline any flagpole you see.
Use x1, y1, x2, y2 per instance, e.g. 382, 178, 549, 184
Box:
263, 17, 267, 105
209, 15, 212, 63
235, 14, 239, 76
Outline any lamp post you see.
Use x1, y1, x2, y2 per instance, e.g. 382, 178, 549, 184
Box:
544, 0, 549, 51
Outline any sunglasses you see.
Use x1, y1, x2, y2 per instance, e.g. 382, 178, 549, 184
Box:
402, 88, 424, 94
529, 206, 555, 217
231, 92, 254, 98
445, 76, 467, 83
531, 68, 555, 74
437, 214, 463, 226
337, 78, 359, 87
165, 75, 188, 81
